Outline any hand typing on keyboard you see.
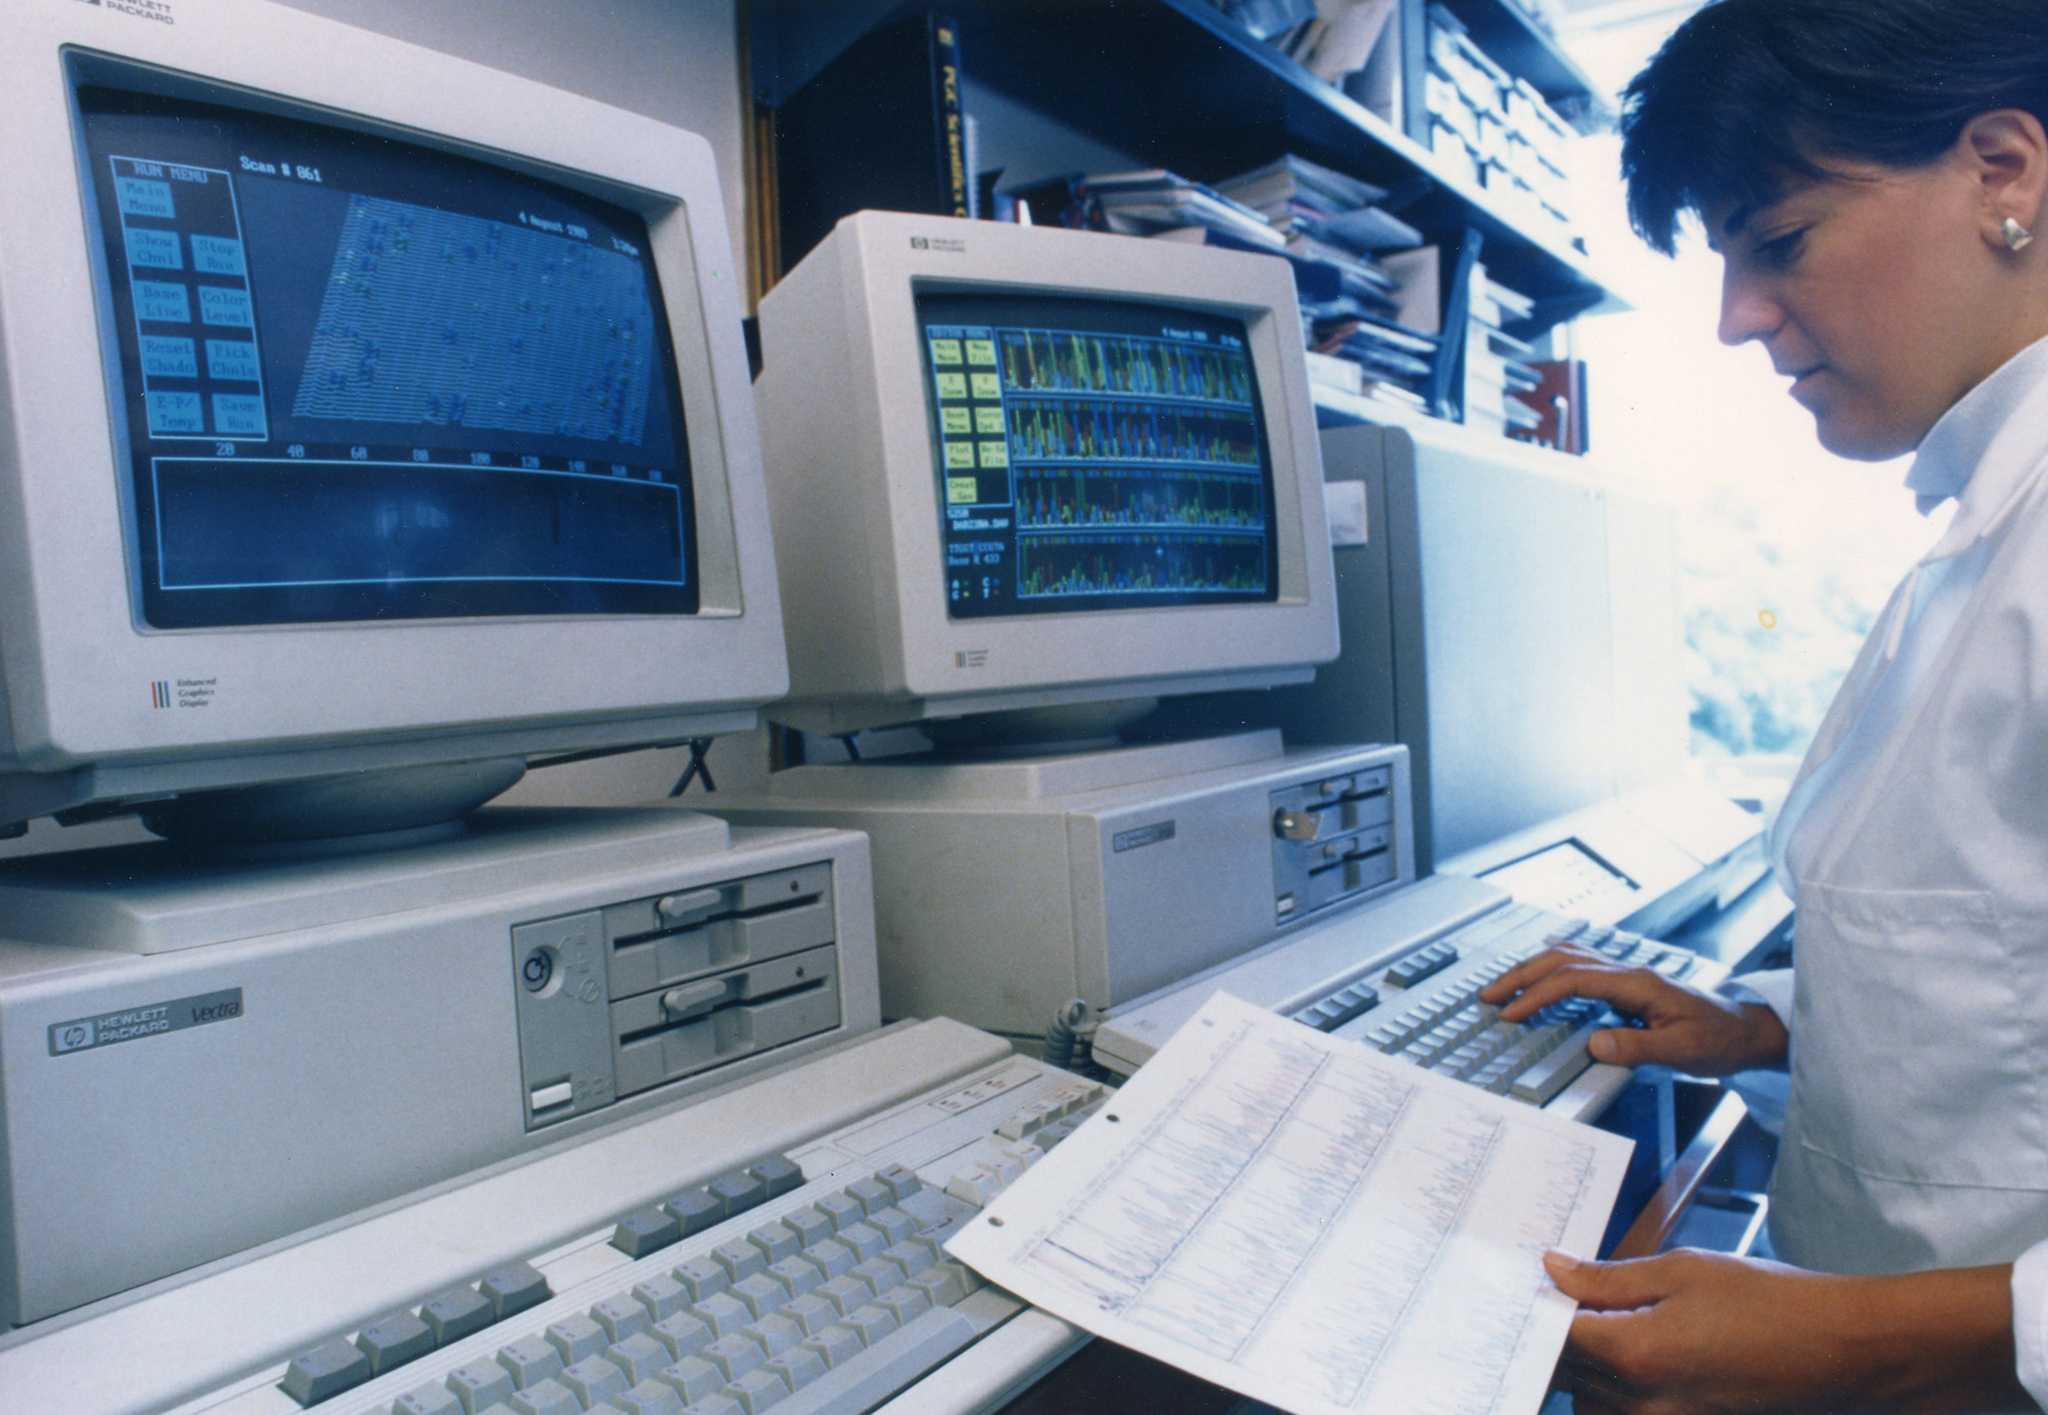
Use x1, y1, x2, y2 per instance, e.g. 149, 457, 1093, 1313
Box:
1480, 944, 1789, 1076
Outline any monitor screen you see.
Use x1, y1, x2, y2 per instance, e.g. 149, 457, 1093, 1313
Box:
76, 87, 698, 630
752, 212, 1333, 736
913, 292, 1279, 619
0, 3, 789, 832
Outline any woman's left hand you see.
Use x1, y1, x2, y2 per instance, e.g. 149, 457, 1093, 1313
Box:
1545, 1249, 2025, 1415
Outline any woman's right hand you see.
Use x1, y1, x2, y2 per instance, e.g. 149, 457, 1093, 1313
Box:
1477, 945, 1789, 1075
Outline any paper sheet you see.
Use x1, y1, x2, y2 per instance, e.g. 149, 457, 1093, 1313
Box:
945, 992, 1632, 1415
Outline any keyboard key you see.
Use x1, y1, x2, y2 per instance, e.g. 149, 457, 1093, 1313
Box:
994, 1111, 1041, 1141
780, 1207, 833, 1247
882, 1240, 937, 1280
446, 1357, 517, 1413
708, 1170, 768, 1217
802, 1325, 864, 1368
712, 1238, 767, 1283
608, 1332, 676, 1384
480, 1262, 552, 1320
873, 1164, 922, 1202
812, 1192, 862, 1231
731, 1273, 789, 1318
506, 1378, 579, 1415
873, 1285, 932, 1326
780, 1293, 838, 1337
679, 1395, 744, 1415
544, 1314, 610, 1366
723, 1368, 790, 1414
745, 1313, 803, 1358
422, 1286, 495, 1346
633, 1274, 691, 1322
495, 1334, 565, 1389
767, 1256, 822, 1299
908, 1267, 968, 1310
673, 1256, 731, 1303
839, 1305, 898, 1346
654, 1356, 724, 1405
559, 1355, 630, 1409
394, 1382, 465, 1415
358, 1311, 436, 1375
749, 1156, 804, 1199
613, 1208, 682, 1259
693, 1292, 753, 1339
1510, 1020, 1605, 1105
866, 1208, 917, 1245
610, 1380, 687, 1415
798, 1238, 855, 1280
705, 1332, 767, 1382
944, 1168, 1002, 1207
765, 1346, 828, 1393
747, 1222, 802, 1264
849, 1257, 906, 1296
282, 1336, 372, 1405
592, 1294, 654, 1344
663, 1189, 724, 1238
836, 1223, 887, 1263
843, 1177, 891, 1215
815, 1276, 871, 1316
651, 1314, 715, 1362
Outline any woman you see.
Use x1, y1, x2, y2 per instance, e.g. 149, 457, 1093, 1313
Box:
1478, 1, 2048, 1408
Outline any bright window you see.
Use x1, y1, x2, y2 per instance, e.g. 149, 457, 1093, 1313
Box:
1561, 5, 1943, 761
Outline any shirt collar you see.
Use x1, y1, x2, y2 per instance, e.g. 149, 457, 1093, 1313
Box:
1906, 332, 2048, 516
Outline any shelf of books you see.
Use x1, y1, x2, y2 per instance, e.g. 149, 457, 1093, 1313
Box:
756, 0, 1614, 446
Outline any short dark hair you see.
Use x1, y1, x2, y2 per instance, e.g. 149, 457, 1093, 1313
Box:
1620, 0, 2048, 253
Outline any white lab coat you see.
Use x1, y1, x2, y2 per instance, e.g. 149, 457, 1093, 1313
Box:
1757, 339, 2048, 1396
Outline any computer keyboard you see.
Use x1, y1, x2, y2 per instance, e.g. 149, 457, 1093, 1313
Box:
1299, 911, 1705, 1108
1094, 873, 1725, 1122
270, 1080, 1105, 1415
0, 1020, 1097, 1415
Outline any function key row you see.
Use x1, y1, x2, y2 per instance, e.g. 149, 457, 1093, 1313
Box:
282, 1154, 805, 1407
284, 1263, 552, 1406
610, 1158, 805, 1260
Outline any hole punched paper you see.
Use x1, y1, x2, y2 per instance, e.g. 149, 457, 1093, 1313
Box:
945, 991, 1631, 1415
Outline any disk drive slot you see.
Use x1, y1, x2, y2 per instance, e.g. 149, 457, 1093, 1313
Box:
1271, 767, 1400, 922
611, 945, 842, 1097
607, 894, 835, 1000
600, 861, 830, 947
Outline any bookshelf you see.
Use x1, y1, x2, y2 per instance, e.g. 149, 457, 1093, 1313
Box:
749, 0, 1620, 385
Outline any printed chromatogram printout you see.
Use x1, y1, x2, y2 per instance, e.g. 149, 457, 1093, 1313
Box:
946, 992, 1631, 1415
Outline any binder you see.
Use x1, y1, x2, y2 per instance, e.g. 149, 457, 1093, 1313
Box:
772, 10, 968, 277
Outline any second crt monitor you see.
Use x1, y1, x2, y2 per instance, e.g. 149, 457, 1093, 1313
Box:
753, 211, 1337, 737
723, 214, 1408, 1037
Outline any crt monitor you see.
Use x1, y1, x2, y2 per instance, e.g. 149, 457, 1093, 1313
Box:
752, 211, 1338, 738
0, 0, 787, 838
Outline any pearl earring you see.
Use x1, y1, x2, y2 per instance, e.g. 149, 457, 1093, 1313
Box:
2004, 216, 2036, 252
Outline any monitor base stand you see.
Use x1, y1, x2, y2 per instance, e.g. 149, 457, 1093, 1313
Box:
135, 757, 528, 852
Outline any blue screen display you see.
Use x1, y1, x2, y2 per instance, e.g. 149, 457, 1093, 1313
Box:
78, 87, 698, 627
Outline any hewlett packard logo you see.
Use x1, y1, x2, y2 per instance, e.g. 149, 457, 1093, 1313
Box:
75, 0, 179, 21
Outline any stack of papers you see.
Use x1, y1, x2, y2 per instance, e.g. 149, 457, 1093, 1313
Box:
1084, 170, 1285, 248
1217, 153, 1423, 252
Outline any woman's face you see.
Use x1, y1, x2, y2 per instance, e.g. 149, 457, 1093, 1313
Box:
1709, 152, 2027, 461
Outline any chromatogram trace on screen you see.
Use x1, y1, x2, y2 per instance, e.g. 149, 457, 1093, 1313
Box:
293, 195, 656, 444
1015, 466, 1266, 532
1018, 531, 1268, 599
998, 328, 1254, 405
1009, 399, 1260, 466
